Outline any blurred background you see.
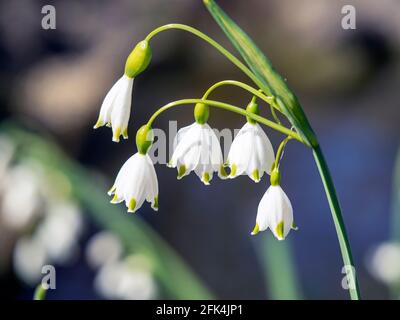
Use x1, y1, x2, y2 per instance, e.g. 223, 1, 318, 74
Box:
0, 0, 399, 300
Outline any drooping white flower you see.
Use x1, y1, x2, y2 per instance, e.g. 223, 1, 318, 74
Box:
108, 153, 158, 213
252, 185, 296, 240
86, 231, 123, 270
1, 164, 43, 230
36, 202, 83, 264
367, 242, 400, 286
227, 122, 275, 182
169, 122, 226, 185
13, 236, 47, 285
94, 255, 157, 300
94, 75, 134, 143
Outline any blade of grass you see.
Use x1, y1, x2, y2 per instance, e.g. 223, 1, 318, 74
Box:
256, 236, 302, 300
390, 147, 400, 298
391, 147, 400, 242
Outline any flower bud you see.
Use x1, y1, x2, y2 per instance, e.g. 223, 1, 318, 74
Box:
194, 103, 209, 124
124, 40, 152, 78
136, 124, 153, 154
245, 98, 259, 124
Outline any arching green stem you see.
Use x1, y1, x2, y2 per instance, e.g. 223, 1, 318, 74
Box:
145, 24, 266, 92
274, 136, 292, 169
270, 104, 282, 125
201, 80, 274, 105
146, 98, 303, 143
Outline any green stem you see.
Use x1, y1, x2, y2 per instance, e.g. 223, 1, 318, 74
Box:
145, 24, 266, 91
147, 98, 303, 143
312, 144, 361, 300
201, 80, 275, 106
270, 104, 282, 125
274, 136, 292, 169
33, 285, 47, 300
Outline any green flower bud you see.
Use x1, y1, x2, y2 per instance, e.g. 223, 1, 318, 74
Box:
125, 40, 152, 78
245, 98, 259, 124
136, 124, 153, 154
194, 103, 209, 124
270, 167, 281, 186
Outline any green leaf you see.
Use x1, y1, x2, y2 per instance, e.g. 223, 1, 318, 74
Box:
203, 0, 317, 148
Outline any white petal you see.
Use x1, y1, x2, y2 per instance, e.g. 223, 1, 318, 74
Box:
170, 123, 202, 176
253, 124, 275, 174
111, 76, 134, 142
256, 187, 272, 231
144, 155, 159, 209
121, 155, 147, 211
169, 123, 197, 167
265, 186, 293, 240
208, 126, 224, 171
227, 123, 253, 176
94, 76, 124, 128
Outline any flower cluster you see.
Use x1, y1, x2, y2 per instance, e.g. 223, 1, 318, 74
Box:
93, 40, 297, 240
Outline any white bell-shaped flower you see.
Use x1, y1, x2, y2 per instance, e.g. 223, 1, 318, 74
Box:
108, 153, 158, 213
252, 169, 296, 240
169, 122, 226, 185
227, 122, 275, 182
94, 75, 134, 143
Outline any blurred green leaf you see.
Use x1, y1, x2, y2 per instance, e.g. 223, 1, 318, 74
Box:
5, 125, 213, 300
257, 235, 302, 300
391, 147, 400, 242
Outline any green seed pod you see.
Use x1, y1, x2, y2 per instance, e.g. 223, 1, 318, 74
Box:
124, 40, 152, 78
136, 124, 154, 154
194, 103, 209, 124
245, 98, 259, 124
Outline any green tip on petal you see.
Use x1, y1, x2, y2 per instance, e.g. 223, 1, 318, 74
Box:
93, 118, 103, 129
275, 221, 285, 240
251, 223, 260, 235
152, 196, 159, 211
128, 198, 137, 213
202, 172, 210, 185
113, 127, 121, 143
230, 164, 237, 177
123, 128, 128, 139
177, 165, 186, 179
292, 221, 298, 230
252, 169, 260, 182
110, 193, 119, 203
107, 185, 116, 196
219, 165, 228, 178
